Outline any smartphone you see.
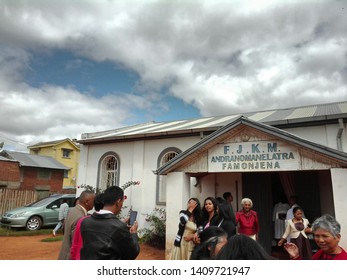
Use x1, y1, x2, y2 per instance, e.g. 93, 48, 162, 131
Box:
129, 210, 138, 226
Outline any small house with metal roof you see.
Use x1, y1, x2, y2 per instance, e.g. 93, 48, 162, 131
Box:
0, 150, 70, 196
28, 138, 80, 189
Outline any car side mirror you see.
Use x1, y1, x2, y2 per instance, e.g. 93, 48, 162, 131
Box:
51, 205, 58, 209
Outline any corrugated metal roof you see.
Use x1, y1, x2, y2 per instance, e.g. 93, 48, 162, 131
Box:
0, 155, 14, 161
27, 138, 80, 149
80, 101, 347, 143
155, 116, 347, 175
4, 151, 69, 170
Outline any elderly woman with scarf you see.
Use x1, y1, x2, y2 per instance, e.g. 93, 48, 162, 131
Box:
171, 198, 202, 260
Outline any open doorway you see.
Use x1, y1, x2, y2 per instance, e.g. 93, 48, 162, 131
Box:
242, 171, 323, 258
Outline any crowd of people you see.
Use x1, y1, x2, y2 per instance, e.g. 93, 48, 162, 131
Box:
171, 193, 347, 260
171, 193, 266, 260
54, 187, 346, 260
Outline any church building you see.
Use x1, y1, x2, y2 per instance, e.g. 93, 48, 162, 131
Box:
77, 101, 347, 259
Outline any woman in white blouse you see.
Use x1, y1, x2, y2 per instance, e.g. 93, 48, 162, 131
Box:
278, 206, 312, 259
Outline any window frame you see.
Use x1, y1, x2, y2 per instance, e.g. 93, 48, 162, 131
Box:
156, 147, 181, 205
62, 149, 72, 158
96, 152, 120, 193
37, 169, 51, 180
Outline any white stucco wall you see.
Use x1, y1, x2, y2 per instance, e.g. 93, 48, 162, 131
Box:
77, 120, 347, 256
77, 135, 202, 230
286, 122, 347, 151
165, 171, 190, 259
330, 168, 347, 249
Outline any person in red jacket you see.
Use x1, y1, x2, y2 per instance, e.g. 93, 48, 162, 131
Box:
284, 214, 347, 260
236, 198, 259, 240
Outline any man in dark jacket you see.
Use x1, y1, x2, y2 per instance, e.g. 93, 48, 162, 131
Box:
80, 186, 140, 260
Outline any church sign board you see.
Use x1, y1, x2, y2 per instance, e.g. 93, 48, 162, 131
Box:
208, 141, 299, 172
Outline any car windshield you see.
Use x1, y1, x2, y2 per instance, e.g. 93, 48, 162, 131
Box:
26, 196, 61, 207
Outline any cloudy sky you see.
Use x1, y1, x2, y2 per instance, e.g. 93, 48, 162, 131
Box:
0, 0, 346, 152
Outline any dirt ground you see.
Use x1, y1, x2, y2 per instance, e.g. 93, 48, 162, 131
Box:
0, 234, 165, 260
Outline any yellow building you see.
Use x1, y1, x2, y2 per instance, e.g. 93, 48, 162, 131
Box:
28, 138, 80, 189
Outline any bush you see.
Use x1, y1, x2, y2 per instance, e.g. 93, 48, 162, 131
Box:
139, 207, 166, 249
77, 181, 140, 218
77, 181, 140, 195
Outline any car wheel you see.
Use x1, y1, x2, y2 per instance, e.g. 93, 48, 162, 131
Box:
26, 216, 42, 231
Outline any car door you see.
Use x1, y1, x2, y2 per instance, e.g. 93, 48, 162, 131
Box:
43, 198, 62, 225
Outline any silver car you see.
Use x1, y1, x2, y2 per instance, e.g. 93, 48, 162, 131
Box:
0, 194, 76, 230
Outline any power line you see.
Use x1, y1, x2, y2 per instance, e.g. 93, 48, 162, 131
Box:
0, 133, 31, 147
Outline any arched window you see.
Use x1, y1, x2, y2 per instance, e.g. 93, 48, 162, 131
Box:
97, 152, 120, 192
156, 147, 181, 205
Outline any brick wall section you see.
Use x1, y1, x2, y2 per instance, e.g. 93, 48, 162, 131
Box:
0, 161, 21, 182
0, 161, 65, 191
21, 167, 65, 192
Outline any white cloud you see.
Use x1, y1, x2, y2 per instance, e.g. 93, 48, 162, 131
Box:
0, 83, 133, 146
1, 0, 347, 150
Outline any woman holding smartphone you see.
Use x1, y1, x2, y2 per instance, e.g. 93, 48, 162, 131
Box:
171, 197, 202, 260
